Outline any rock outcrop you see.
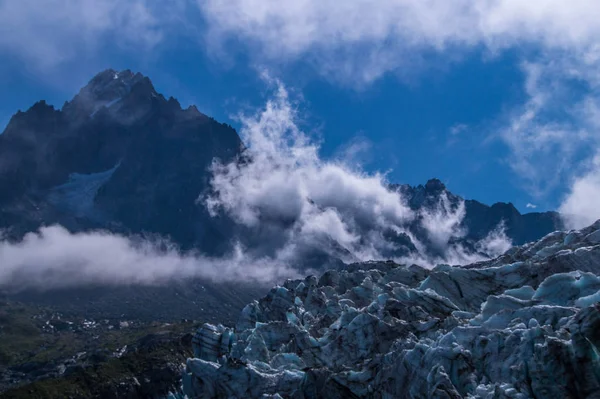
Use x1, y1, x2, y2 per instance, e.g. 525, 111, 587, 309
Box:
183, 221, 600, 398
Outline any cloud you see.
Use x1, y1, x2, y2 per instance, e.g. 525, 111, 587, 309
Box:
419, 193, 466, 249
0, 0, 174, 68
195, 0, 600, 214
204, 79, 414, 263
492, 51, 600, 221
204, 79, 511, 268
559, 153, 600, 229
496, 60, 597, 198
8, 0, 600, 80
198, 0, 600, 84
0, 225, 301, 292
474, 222, 512, 258
333, 136, 373, 168
399, 219, 512, 268
7, 0, 600, 83
449, 124, 468, 136
526, 203, 537, 209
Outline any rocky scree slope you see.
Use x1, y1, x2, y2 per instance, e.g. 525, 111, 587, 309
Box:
184, 221, 600, 398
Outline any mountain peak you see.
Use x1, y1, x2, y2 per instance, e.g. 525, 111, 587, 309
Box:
88, 69, 144, 88
61, 69, 157, 120
424, 178, 446, 193
82, 69, 148, 101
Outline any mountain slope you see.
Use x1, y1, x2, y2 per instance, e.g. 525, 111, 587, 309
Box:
0, 69, 241, 254
393, 178, 562, 259
0, 69, 564, 323
0, 69, 561, 264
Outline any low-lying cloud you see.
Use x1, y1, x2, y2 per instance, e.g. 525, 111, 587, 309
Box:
0, 225, 301, 292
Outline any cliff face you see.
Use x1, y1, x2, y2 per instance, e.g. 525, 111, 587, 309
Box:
0, 69, 242, 253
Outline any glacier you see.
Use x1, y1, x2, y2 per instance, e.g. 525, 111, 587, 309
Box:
182, 221, 600, 398
48, 163, 120, 219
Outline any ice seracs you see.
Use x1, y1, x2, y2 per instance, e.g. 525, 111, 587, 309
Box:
183, 221, 600, 398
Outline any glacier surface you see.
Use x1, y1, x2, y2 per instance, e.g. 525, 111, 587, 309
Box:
48, 163, 120, 218
183, 222, 600, 398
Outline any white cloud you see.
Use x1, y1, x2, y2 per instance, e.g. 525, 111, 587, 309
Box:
419, 193, 465, 249
494, 54, 600, 221
0, 0, 173, 68
0, 225, 301, 292
398, 220, 512, 268
7, 0, 600, 82
333, 136, 373, 168
526, 203, 537, 209
205, 79, 511, 268
205, 79, 414, 262
198, 0, 600, 84
449, 124, 468, 136
559, 153, 600, 229
496, 60, 596, 198
10, 0, 600, 77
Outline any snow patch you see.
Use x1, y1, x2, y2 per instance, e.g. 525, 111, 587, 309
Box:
48, 163, 120, 218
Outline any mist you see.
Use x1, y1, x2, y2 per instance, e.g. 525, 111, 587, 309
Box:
0, 225, 302, 292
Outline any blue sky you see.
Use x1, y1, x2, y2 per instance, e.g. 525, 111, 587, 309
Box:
1, 0, 600, 222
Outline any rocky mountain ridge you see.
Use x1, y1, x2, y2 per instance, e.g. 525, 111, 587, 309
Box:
0, 68, 564, 326
0, 69, 241, 254
0, 69, 561, 265
392, 179, 561, 257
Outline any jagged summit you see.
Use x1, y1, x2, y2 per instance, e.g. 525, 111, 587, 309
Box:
79, 69, 148, 101
391, 178, 562, 246
424, 177, 446, 192
0, 69, 242, 251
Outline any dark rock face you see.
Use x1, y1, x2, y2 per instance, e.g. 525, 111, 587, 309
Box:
462, 199, 560, 244
394, 178, 562, 247
0, 69, 242, 254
